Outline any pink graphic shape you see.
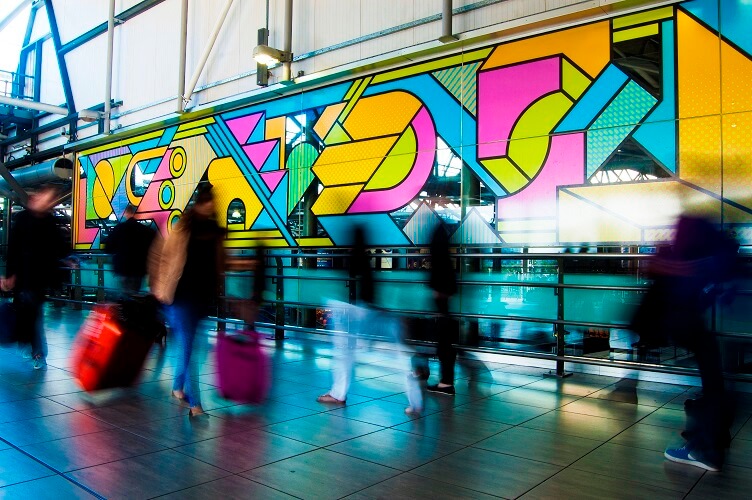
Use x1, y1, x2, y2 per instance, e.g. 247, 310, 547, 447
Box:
497, 132, 585, 219
136, 211, 172, 238
349, 107, 436, 213
226, 113, 262, 144
261, 170, 286, 192
477, 57, 561, 159
242, 140, 277, 171
77, 179, 99, 245
151, 149, 174, 181
138, 180, 164, 212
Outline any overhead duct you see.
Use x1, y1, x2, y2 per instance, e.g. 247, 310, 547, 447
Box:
0, 158, 74, 193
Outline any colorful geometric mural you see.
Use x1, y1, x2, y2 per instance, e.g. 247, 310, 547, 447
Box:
74, 0, 752, 250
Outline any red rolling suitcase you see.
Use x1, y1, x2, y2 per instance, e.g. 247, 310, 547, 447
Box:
71, 304, 154, 391
216, 330, 270, 403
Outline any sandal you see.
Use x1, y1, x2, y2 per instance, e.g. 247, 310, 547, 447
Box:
316, 393, 346, 405
405, 407, 422, 416
189, 406, 205, 417
172, 390, 186, 401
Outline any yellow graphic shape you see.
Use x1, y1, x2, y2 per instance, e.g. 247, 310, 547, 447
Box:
265, 116, 286, 170
559, 190, 642, 243
177, 117, 215, 131
481, 158, 528, 195
612, 6, 673, 29
173, 127, 207, 141
483, 22, 610, 77
677, 10, 720, 118
371, 48, 492, 84
344, 79, 363, 101
679, 115, 722, 197
344, 92, 422, 141
81, 130, 162, 157
311, 184, 362, 216
556, 181, 749, 244
227, 230, 282, 240
365, 126, 417, 191
340, 76, 372, 123
206, 157, 263, 230
562, 59, 591, 100
170, 136, 217, 209
508, 93, 573, 178
312, 136, 398, 185
324, 122, 350, 145
296, 237, 334, 247
612, 23, 659, 43
125, 147, 168, 206
313, 102, 346, 140
722, 113, 752, 215
721, 40, 752, 114
93, 159, 115, 218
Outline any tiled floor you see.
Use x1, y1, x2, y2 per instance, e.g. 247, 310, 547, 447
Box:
0, 306, 751, 499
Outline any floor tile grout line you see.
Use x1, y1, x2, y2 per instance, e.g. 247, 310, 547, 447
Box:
0, 434, 107, 499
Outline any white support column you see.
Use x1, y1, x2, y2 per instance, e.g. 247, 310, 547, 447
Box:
103, 0, 115, 134
182, 0, 235, 110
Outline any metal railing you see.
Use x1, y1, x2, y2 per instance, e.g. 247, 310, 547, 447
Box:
0, 70, 34, 100
48, 250, 752, 380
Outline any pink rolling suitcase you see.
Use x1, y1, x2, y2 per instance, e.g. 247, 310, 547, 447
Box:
216, 330, 270, 403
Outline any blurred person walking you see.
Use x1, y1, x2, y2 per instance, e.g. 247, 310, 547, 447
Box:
426, 223, 458, 396
658, 212, 739, 472
1, 186, 70, 370
317, 226, 373, 405
105, 204, 156, 296
152, 184, 225, 416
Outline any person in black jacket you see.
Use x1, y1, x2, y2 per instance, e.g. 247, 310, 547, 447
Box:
106, 204, 156, 296
1, 185, 69, 369
427, 223, 458, 395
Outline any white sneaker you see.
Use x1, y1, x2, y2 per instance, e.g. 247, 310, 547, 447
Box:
32, 355, 47, 370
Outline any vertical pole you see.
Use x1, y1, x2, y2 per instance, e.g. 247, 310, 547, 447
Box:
282, 0, 293, 82
177, 0, 188, 113
442, 0, 452, 38
103, 0, 115, 134
275, 256, 285, 340
554, 257, 570, 377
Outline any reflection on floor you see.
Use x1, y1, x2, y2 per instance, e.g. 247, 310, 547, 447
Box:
0, 305, 751, 499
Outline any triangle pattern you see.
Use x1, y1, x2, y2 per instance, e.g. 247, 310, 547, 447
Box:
402, 202, 442, 245
151, 150, 174, 181
324, 122, 350, 146
242, 141, 277, 171
251, 209, 275, 230
270, 176, 288, 219
226, 113, 262, 144
450, 208, 502, 245
260, 143, 281, 173
261, 170, 286, 192
433, 62, 482, 115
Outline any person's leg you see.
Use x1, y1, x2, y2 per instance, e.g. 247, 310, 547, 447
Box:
27, 291, 47, 368
319, 301, 354, 404
429, 295, 456, 395
169, 303, 202, 410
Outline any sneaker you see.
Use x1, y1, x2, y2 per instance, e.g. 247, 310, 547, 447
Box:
18, 346, 32, 359
32, 355, 47, 370
427, 384, 455, 396
664, 446, 720, 472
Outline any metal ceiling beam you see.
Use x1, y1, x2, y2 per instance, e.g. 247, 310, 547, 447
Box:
0, 0, 31, 32
0, 95, 68, 115
0, 159, 28, 206
58, 0, 166, 56
44, 0, 76, 113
